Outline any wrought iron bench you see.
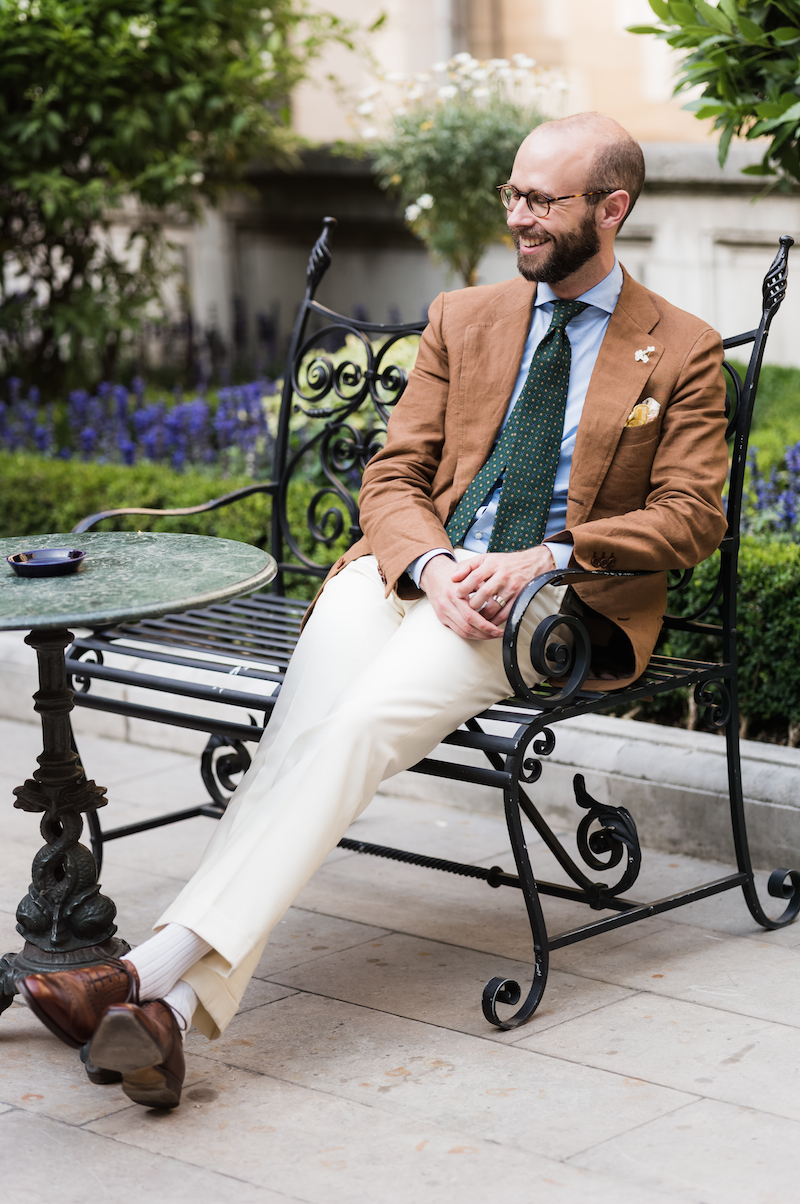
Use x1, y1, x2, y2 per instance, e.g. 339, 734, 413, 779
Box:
68, 220, 800, 1031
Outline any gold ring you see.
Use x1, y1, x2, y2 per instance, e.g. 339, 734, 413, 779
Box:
492, 594, 507, 608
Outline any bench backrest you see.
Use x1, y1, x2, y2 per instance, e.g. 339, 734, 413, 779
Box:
270, 217, 425, 595
272, 219, 793, 651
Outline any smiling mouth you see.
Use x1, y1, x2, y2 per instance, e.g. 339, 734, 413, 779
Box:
517, 232, 551, 251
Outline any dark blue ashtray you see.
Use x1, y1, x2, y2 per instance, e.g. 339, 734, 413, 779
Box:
7, 547, 87, 578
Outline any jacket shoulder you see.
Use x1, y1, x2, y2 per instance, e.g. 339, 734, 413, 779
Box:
433, 275, 535, 325
618, 266, 721, 345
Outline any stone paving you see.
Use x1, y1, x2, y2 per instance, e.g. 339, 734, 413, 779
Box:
1, 716, 799, 1203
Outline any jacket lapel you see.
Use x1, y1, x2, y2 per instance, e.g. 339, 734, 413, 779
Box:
567, 270, 664, 522
457, 277, 536, 460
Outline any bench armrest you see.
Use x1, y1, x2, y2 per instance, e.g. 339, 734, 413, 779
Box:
502, 566, 654, 708
71, 481, 278, 533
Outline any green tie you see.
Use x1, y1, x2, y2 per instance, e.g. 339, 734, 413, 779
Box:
445, 298, 588, 553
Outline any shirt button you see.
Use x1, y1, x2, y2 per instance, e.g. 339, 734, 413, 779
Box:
475, 532, 484, 541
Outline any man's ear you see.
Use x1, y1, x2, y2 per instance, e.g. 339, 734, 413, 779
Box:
599, 190, 630, 231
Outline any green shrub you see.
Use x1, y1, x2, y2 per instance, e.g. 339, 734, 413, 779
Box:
629, 537, 800, 742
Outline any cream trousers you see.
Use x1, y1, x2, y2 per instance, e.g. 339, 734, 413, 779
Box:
156, 552, 566, 1038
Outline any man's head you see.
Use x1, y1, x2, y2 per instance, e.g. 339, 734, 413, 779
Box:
504, 113, 645, 296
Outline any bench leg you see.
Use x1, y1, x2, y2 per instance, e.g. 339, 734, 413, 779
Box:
481, 752, 551, 1031
707, 680, 800, 929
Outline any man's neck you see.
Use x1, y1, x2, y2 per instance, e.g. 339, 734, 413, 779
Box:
545, 245, 617, 300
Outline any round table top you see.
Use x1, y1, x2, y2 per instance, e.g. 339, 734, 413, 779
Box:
0, 532, 277, 631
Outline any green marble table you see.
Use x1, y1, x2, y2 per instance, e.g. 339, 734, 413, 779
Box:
0, 532, 276, 1009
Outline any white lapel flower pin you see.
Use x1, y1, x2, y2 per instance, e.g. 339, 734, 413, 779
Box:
635, 345, 656, 363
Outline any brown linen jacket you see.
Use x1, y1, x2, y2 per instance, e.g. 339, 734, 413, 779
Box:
321, 267, 729, 692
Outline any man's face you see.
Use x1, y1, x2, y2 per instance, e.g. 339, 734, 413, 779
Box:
510, 209, 600, 284
506, 130, 603, 285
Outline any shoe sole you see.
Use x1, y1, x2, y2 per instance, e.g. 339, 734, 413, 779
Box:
90, 1009, 182, 1109
89, 1009, 163, 1073
17, 980, 84, 1050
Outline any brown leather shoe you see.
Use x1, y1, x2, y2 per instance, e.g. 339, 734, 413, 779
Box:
89, 1000, 185, 1109
18, 959, 139, 1050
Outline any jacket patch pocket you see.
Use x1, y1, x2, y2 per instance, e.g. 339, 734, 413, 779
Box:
594, 424, 661, 515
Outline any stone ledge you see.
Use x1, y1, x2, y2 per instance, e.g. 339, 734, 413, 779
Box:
2, 630, 797, 869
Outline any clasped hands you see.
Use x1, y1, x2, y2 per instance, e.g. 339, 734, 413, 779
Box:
419, 546, 556, 641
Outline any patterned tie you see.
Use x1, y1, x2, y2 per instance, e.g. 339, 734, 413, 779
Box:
445, 299, 588, 553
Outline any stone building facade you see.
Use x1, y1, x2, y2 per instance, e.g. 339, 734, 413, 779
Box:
153, 0, 800, 373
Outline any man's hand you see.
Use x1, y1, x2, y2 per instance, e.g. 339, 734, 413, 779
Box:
420, 546, 557, 640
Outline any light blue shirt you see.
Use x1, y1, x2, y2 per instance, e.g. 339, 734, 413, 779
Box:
409, 258, 624, 586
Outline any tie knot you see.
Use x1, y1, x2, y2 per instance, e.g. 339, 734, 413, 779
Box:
549, 299, 589, 330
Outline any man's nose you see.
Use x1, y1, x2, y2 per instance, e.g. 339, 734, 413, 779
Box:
507, 199, 534, 227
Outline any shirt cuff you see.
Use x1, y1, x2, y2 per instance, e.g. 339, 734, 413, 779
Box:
407, 548, 455, 588
543, 539, 574, 571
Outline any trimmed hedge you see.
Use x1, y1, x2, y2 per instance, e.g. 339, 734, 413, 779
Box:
626, 538, 800, 742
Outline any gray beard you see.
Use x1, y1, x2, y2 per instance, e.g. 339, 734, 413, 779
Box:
513, 213, 601, 284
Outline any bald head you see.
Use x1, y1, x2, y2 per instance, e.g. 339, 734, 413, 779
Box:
521, 113, 645, 226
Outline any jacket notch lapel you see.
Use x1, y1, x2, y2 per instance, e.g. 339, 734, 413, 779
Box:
456, 280, 535, 485
567, 276, 663, 522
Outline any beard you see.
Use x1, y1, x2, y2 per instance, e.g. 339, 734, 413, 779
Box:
513, 210, 601, 283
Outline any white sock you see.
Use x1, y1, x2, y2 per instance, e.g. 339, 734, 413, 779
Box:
163, 979, 198, 1038
125, 923, 211, 1001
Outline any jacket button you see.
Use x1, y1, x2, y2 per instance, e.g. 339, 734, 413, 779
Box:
599, 557, 609, 569
591, 556, 601, 568
607, 557, 616, 568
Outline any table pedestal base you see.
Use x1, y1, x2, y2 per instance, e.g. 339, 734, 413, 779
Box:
0, 937, 130, 1014
1, 627, 128, 1016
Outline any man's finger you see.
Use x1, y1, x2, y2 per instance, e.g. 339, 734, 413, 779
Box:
450, 556, 484, 583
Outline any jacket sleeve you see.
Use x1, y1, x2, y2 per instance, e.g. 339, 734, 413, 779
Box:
569, 325, 729, 572
357, 291, 457, 590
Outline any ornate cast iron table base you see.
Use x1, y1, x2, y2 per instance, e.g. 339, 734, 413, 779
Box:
0, 628, 128, 1015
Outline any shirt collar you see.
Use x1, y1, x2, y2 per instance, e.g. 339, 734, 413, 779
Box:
534, 257, 623, 315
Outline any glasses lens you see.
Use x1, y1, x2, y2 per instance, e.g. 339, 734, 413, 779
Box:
527, 192, 550, 217
499, 186, 516, 209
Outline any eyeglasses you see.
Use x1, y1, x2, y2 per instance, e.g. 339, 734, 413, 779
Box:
497, 184, 616, 217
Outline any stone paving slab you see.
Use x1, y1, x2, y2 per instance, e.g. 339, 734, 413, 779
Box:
518, 991, 800, 1121
86, 1060, 679, 1204
186, 991, 695, 1160
0, 1109, 292, 1204
1, 716, 799, 1200
569, 1097, 800, 1204
268, 927, 636, 1040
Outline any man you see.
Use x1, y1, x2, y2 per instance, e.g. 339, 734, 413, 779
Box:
19, 113, 729, 1108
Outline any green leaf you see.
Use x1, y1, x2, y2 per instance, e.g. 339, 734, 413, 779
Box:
627, 24, 663, 34
717, 0, 738, 21
87, 101, 102, 124
772, 27, 800, 45
648, 0, 671, 19
741, 163, 777, 175
670, 2, 699, 24
717, 119, 734, 165
769, 98, 800, 124
695, 0, 732, 32
736, 15, 770, 43
693, 102, 730, 117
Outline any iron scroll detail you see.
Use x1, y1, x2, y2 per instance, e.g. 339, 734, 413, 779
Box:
200, 733, 254, 807
573, 773, 642, 899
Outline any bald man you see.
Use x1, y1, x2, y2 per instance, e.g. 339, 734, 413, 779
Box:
20, 114, 729, 1108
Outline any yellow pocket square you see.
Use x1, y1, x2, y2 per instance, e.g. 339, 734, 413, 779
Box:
625, 397, 660, 428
